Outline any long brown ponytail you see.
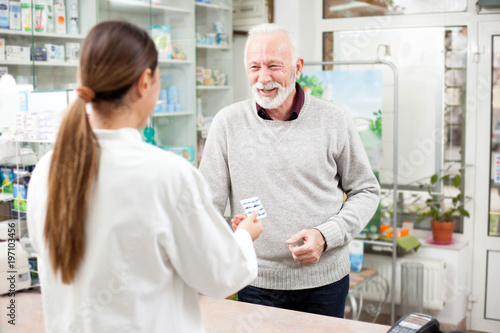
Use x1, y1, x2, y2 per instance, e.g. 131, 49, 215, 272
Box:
44, 21, 158, 284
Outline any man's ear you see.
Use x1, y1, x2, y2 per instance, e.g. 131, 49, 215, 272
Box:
295, 58, 305, 79
136, 68, 153, 98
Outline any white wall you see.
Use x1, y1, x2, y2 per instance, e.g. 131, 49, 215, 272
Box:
232, 34, 252, 102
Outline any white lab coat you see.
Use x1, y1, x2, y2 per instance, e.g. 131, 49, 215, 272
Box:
27, 128, 258, 333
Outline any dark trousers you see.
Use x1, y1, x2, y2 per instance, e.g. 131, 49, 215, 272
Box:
238, 274, 349, 318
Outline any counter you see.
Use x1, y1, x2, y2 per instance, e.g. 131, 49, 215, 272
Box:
1, 289, 391, 332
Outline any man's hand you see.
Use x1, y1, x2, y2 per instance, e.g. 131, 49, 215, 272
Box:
286, 229, 326, 266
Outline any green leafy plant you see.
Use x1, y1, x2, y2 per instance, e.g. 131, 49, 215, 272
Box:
370, 110, 382, 138
297, 74, 324, 97
415, 171, 470, 223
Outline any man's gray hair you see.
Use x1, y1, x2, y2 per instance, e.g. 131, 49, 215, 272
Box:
244, 23, 298, 66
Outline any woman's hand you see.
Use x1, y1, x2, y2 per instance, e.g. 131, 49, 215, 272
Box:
231, 214, 246, 231
233, 210, 263, 241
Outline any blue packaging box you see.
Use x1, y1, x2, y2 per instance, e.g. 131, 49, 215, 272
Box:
33, 47, 47, 61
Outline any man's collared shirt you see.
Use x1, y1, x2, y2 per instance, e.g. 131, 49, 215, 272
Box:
256, 82, 305, 121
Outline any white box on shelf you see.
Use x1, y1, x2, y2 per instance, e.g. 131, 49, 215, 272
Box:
0, 222, 26, 240
18, 89, 28, 111
26, 132, 40, 140
15, 115, 25, 128
26, 112, 39, 121
54, 2, 65, 34
9, 1, 21, 31
45, 43, 64, 62
0, 241, 31, 295
16, 129, 26, 140
15, 112, 26, 121
25, 118, 40, 129
5, 45, 30, 61
0, 67, 7, 77
20, 0, 32, 32
65, 42, 79, 61
0, 0, 9, 30
46, 0, 54, 32
38, 110, 57, 120
65, 0, 78, 35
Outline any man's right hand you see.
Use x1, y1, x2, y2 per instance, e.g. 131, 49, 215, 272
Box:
234, 210, 263, 241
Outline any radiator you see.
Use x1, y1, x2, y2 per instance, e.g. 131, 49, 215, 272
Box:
361, 254, 446, 311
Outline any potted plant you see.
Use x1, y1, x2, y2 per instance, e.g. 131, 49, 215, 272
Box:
415, 171, 470, 243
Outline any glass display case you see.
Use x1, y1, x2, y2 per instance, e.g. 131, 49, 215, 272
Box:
195, 0, 232, 163
97, 0, 197, 164
0, 1, 199, 239
0, 1, 97, 90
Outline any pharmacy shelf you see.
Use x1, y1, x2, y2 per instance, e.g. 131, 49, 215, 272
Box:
101, 0, 192, 15
196, 44, 230, 50
0, 29, 85, 39
196, 86, 231, 90
158, 59, 194, 65
195, 2, 232, 11
0, 60, 78, 67
15, 139, 55, 143
153, 111, 194, 117
34, 61, 79, 67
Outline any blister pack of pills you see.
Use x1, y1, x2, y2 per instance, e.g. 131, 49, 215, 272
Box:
240, 196, 267, 218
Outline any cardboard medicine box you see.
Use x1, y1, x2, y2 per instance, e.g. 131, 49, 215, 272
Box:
9, 0, 20, 30
34, 47, 47, 61
45, 44, 64, 62
6, 45, 30, 61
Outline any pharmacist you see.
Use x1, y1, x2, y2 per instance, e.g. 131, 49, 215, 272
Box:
27, 21, 263, 333
200, 23, 380, 317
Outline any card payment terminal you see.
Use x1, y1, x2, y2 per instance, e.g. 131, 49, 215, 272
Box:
388, 313, 440, 333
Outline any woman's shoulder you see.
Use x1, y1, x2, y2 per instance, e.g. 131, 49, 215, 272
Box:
30, 151, 53, 179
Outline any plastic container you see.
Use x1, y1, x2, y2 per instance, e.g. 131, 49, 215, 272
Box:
167, 84, 178, 104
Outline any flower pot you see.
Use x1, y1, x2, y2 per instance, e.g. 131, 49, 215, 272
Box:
431, 220, 455, 243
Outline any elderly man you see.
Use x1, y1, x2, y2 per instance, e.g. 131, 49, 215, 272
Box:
199, 23, 380, 317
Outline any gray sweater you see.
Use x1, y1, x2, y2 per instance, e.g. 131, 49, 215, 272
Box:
199, 94, 380, 290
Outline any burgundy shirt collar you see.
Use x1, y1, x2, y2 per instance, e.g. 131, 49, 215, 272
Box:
256, 82, 304, 121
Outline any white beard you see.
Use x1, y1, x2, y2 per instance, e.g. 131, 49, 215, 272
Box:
251, 71, 296, 110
